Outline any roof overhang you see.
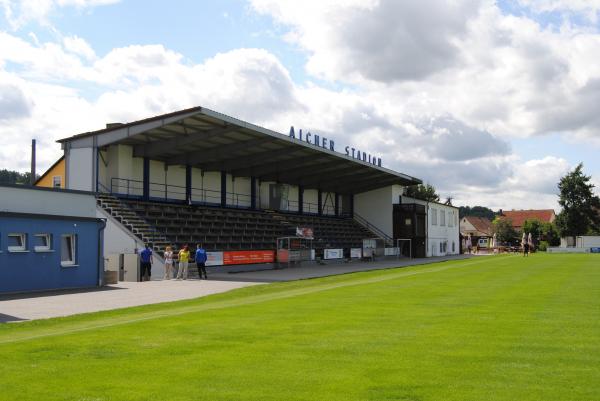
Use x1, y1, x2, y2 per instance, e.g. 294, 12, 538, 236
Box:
58, 107, 421, 194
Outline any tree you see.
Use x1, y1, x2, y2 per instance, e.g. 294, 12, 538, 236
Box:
406, 183, 440, 202
459, 205, 496, 220
522, 218, 543, 239
0, 169, 35, 185
540, 222, 560, 246
492, 217, 518, 245
555, 163, 600, 241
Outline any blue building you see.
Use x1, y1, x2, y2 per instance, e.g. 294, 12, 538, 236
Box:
0, 184, 105, 294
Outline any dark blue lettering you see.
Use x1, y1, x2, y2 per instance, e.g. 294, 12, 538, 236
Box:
362, 152, 366, 161
289, 126, 295, 139
378, 158, 382, 167
345, 145, 349, 155
306, 132, 312, 142
351, 148, 355, 158
299, 129, 303, 141
330, 140, 335, 151
368, 154, 371, 163
314, 134, 320, 146
322, 137, 327, 149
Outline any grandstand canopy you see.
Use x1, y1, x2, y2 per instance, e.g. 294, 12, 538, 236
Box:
58, 107, 421, 194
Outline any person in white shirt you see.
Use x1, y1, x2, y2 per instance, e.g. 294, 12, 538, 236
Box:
163, 246, 174, 280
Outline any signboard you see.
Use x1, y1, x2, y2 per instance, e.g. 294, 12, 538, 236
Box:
350, 248, 362, 258
591, 247, 600, 253
384, 247, 400, 256
206, 252, 223, 266
296, 227, 314, 239
324, 249, 344, 260
223, 250, 275, 265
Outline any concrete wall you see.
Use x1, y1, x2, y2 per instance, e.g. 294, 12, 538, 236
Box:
354, 186, 394, 237
67, 147, 94, 191
0, 185, 97, 218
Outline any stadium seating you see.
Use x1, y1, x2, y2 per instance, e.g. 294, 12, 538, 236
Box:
97, 194, 376, 256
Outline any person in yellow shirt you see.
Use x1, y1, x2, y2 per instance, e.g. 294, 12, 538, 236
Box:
176, 245, 190, 280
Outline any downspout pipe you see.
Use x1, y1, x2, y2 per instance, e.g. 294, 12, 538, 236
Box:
97, 218, 107, 287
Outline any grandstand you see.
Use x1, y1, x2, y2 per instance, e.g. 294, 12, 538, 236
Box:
97, 193, 375, 257
51, 105, 463, 275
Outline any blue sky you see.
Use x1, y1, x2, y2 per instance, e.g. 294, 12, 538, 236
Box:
1, 0, 599, 209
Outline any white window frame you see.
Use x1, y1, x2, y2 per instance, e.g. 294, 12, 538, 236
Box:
60, 234, 77, 267
34, 233, 53, 252
431, 209, 438, 225
440, 210, 446, 226
7, 233, 28, 252
52, 176, 62, 188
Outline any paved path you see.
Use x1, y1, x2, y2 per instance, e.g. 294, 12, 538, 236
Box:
0, 280, 261, 322
1, 255, 473, 322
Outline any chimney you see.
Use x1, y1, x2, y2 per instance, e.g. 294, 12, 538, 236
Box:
30, 139, 36, 185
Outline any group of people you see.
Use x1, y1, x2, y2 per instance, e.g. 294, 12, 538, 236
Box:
139, 243, 208, 281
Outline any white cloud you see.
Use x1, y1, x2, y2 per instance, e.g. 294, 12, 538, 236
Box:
2, 1, 596, 212
0, 0, 119, 29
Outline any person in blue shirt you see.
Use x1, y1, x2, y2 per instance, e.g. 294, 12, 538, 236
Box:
195, 244, 208, 280
139, 244, 153, 281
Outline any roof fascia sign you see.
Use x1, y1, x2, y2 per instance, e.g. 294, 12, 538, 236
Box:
289, 126, 383, 168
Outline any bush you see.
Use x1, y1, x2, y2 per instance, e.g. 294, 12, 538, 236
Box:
538, 241, 549, 252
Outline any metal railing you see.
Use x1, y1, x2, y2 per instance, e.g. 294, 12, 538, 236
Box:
110, 177, 256, 208
353, 211, 394, 246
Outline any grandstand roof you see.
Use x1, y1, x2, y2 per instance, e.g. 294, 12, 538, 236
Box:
58, 106, 421, 194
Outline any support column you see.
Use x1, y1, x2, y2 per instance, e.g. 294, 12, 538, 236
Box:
334, 192, 339, 217
298, 186, 304, 214
250, 177, 257, 210
220, 170, 227, 208
143, 157, 150, 201
349, 194, 354, 218
318, 189, 323, 216
185, 165, 192, 204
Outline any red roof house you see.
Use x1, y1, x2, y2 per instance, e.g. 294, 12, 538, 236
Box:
500, 209, 556, 231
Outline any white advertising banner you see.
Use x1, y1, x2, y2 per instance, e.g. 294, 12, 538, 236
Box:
206, 252, 224, 266
324, 249, 344, 260
350, 248, 362, 258
310, 249, 315, 260
384, 247, 400, 256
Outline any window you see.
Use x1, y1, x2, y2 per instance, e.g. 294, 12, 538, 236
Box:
440, 211, 446, 226
452, 241, 455, 252
439, 242, 443, 253
52, 176, 61, 188
34, 234, 52, 252
8, 233, 27, 252
61, 234, 77, 266
431, 209, 438, 225
448, 211, 453, 227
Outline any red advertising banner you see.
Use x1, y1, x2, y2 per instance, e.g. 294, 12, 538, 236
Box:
222, 250, 275, 265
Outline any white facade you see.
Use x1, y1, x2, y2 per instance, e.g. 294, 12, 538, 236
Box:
0, 185, 96, 218
354, 186, 395, 237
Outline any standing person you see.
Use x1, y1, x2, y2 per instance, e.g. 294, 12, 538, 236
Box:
163, 246, 174, 280
176, 245, 190, 280
522, 233, 529, 257
139, 244, 153, 281
195, 244, 208, 280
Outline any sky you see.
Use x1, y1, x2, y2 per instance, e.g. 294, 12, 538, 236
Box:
1, 0, 600, 211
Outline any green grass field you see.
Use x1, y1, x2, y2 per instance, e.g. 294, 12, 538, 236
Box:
1, 254, 599, 401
